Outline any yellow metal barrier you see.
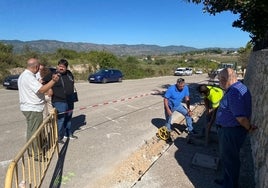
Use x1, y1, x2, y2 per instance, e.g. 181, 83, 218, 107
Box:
5, 108, 59, 188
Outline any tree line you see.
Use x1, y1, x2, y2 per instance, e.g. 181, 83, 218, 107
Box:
0, 42, 250, 83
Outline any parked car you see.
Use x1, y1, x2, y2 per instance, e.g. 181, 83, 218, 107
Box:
88, 69, 123, 83
2, 74, 20, 89
2, 67, 56, 90
195, 69, 203, 74
174, 67, 192, 76
174, 68, 186, 76
185, 67, 193, 76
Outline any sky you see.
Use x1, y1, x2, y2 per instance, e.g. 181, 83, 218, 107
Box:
0, 0, 251, 49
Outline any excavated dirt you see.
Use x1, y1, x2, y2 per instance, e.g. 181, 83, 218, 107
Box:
90, 137, 170, 188
90, 105, 205, 188
89, 102, 255, 188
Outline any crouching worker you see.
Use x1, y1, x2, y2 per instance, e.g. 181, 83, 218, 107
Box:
197, 84, 223, 144
164, 78, 196, 136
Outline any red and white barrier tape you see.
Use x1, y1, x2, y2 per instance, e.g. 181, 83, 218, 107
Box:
57, 90, 164, 115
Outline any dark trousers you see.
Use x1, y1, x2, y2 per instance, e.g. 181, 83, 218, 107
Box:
218, 126, 247, 188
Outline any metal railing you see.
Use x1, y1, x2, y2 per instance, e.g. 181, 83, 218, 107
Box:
5, 108, 59, 188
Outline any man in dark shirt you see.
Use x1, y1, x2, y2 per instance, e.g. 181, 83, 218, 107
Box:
215, 68, 256, 187
44, 59, 78, 143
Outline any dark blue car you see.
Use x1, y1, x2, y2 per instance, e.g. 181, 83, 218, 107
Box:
2, 67, 56, 90
88, 69, 123, 83
3, 74, 20, 89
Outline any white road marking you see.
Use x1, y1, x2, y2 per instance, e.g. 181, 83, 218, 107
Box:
106, 117, 119, 123
106, 133, 121, 138
127, 105, 139, 109
110, 107, 123, 112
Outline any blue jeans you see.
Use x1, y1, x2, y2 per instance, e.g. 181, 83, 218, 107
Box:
165, 105, 193, 132
53, 101, 74, 139
218, 126, 247, 188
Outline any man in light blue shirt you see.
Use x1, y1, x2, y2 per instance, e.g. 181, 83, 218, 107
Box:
164, 78, 195, 134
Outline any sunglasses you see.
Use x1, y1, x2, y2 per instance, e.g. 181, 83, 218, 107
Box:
177, 78, 185, 83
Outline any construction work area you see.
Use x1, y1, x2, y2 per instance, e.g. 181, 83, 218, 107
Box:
1, 75, 256, 188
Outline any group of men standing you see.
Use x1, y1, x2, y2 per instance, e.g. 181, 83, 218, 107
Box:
164, 68, 256, 188
18, 58, 78, 150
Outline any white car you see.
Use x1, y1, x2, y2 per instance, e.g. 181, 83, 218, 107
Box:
174, 67, 193, 76
185, 68, 193, 76
195, 70, 203, 74
174, 68, 186, 76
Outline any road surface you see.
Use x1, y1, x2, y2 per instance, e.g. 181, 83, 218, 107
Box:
0, 74, 209, 187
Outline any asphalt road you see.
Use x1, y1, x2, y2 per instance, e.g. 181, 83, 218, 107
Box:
0, 74, 209, 187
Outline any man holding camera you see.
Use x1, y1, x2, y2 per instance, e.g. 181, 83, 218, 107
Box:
43, 59, 78, 143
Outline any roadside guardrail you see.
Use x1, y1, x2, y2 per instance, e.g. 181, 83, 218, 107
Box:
5, 108, 59, 188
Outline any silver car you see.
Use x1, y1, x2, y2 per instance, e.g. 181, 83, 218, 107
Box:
174, 68, 186, 76
185, 68, 193, 76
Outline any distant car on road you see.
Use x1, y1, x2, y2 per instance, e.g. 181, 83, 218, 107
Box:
2, 74, 20, 89
88, 69, 123, 83
195, 70, 203, 74
174, 67, 192, 76
185, 67, 193, 76
174, 68, 186, 76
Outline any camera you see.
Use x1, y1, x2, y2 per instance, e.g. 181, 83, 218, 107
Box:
55, 71, 61, 76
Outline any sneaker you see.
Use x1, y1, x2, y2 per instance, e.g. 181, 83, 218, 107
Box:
58, 139, 65, 144
166, 137, 173, 144
69, 135, 78, 140
63, 136, 68, 139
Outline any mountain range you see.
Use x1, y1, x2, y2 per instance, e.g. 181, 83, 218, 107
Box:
0, 40, 236, 56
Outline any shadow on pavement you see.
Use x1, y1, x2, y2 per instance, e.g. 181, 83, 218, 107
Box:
49, 139, 70, 188
160, 83, 171, 90
151, 118, 166, 129
71, 114, 87, 133
172, 110, 255, 188
173, 136, 221, 188
172, 109, 222, 188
